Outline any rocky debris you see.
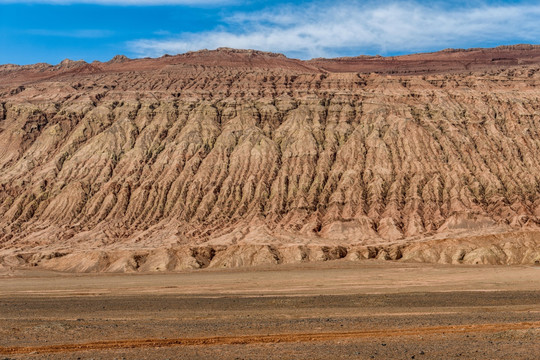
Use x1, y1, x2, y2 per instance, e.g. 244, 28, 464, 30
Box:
0, 46, 540, 272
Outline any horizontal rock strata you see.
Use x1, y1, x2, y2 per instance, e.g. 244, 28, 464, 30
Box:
1, 46, 540, 271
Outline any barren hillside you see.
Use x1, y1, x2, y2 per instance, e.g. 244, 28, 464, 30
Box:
1, 46, 540, 272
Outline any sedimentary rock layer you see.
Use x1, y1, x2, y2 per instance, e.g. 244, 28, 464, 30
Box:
1, 46, 540, 271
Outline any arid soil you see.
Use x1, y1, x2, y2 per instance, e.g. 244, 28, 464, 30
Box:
1, 45, 540, 271
0, 262, 538, 359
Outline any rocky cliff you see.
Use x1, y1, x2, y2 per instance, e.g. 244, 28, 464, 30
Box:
1, 46, 540, 272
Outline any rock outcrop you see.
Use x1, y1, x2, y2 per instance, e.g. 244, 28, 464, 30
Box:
1, 46, 540, 272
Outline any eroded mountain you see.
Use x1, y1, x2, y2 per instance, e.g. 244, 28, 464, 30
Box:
1, 46, 539, 272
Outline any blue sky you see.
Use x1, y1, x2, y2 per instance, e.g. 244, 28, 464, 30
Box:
0, 0, 539, 65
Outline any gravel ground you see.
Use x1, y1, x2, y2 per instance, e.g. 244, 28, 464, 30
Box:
0, 263, 538, 359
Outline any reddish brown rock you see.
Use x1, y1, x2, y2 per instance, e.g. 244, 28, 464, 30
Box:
1, 46, 540, 272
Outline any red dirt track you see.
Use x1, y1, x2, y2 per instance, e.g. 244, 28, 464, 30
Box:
2, 321, 538, 355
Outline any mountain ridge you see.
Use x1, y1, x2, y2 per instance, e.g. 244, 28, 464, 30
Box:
2, 44, 540, 87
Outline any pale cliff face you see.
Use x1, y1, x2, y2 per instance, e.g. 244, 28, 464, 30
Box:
0, 47, 539, 272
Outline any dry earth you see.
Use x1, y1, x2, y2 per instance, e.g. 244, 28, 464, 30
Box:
1, 45, 540, 271
0, 261, 539, 359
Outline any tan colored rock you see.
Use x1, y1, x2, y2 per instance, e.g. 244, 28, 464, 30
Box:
1, 46, 540, 271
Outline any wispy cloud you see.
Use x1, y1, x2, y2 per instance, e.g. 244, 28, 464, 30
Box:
0, 0, 230, 5
128, 1, 540, 59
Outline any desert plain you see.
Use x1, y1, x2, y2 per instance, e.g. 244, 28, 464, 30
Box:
0, 261, 539, 359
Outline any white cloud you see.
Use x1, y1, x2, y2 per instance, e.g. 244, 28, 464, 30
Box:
127, 1, 540, 59
0, 0, 229, 4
